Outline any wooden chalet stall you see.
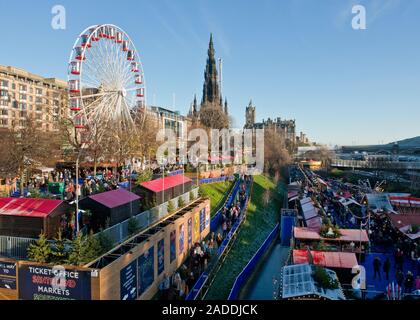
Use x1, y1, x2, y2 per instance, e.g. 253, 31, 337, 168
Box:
137, 174, 192, 206
0, 198, 69, 238
292, 249, 359, 283
86, 197, 210, 300
80, 188, 140, 231
293, 227, 369, 254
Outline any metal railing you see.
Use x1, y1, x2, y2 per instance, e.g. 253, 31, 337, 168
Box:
331, 159, 420, 170
228, 223, 280, 300
0, 235, 36, 260
94, 187, 199, 246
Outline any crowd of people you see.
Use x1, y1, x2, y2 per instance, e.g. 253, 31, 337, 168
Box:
298, 167, 420, 296
158, 175, 251, 300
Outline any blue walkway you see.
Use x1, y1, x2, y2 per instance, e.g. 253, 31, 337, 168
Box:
243, 242, 290, 300
362, 252, 418, 293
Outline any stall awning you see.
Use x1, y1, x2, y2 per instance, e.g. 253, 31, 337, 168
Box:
293, 250, 358, 269
0, 198, 63, 218
88, 188, 140, 209
387, 212, 420, 240
389, 196, 420, 207
140, 174, 192, 193
294, 227, 369, 242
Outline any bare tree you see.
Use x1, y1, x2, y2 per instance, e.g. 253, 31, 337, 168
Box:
199, 105, 229, 130
263, 127, 291, 176
0, 117, 60, 186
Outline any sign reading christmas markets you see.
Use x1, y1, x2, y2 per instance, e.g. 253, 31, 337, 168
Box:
0, 261, 17, 290
18, 264, 92, 300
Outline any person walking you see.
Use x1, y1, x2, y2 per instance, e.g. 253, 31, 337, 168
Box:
415, 275, 420, 291
383, 257, 391, 281
395, 248, 404, 271
404, 271, 414, 293
373, 257, 382, 280
396, 269, 404, 288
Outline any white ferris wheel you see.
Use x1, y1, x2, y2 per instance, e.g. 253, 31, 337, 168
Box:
67, 24, 146, 135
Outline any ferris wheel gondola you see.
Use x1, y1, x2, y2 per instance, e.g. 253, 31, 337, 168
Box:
67, 24, 147, 133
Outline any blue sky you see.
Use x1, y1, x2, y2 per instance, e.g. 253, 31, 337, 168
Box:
1, 0, 419, 146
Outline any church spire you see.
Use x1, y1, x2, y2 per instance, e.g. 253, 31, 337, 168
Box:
201, 33, 221, 108
224, 98, 228, 115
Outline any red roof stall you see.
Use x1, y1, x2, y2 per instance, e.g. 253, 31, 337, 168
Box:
138, 174, 193, 206
0, 198, 69, 238
293, 227, 369, 254
293, 250, 358, 269
80, 189, 140, 231
387, 212, 420, 240
294, 227, 369, 243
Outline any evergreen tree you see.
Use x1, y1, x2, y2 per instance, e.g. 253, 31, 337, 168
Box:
67, 232, 103, 266
51, 229, 68, 264
97, 230, 114, 254
178, 197, 185, 208
128, 217, 140, 235
167, 200, 175, 213
27, 232, 52, 263
66, 232, 84, 266
82, 231, 102, 263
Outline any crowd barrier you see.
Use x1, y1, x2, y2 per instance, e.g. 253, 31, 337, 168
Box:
185, 272, 210, 301
94, 188, 199, 246
167, 169, 184, 177
199, 176, 234, 185
185, 178, 252, 300
210, 179, 241, 233
227, 223, 280, 300
0, 235, 36, 260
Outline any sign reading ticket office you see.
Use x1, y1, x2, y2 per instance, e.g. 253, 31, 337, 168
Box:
18, 265, 91, 300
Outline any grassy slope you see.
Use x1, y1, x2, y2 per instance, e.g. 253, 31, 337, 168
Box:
205, 174, 285, 300
199, 180, 234, 216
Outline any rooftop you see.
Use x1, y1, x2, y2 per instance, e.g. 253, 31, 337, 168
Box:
281, 263, 345, 300
0, 198, 64, 218
88, 188, 140, 209
140, 174, 192, 193
293, 250, 358, 269
294, 227, 369, 242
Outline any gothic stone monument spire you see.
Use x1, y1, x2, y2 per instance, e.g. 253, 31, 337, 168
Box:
201, 33, 222, 109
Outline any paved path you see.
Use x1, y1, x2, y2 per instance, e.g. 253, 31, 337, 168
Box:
362, 252, 418, 294
241, 242, 290, 300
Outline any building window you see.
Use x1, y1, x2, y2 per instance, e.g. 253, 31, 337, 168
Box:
12, 83, 16, 90
20, 94, 27, 100
36, 88, 43, 95
0, 119, 8, 126
0, 80, 8, 88
1, 109, 8, 115
19, 84, 27, 92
